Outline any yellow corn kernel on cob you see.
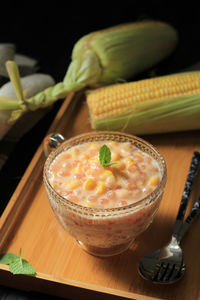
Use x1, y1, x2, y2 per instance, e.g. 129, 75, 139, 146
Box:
86, 71, 200, 135
0, 21, 177, 129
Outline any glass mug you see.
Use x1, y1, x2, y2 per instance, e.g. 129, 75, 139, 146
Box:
43, 131, 167, 257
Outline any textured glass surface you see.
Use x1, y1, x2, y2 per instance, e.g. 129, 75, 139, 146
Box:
43, 131, 167, 256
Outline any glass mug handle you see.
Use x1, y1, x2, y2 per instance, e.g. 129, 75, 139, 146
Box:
43, 133, 65, 157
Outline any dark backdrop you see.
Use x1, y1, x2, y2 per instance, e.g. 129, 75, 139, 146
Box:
0, 1, 200, 298
1, 1, 200, 81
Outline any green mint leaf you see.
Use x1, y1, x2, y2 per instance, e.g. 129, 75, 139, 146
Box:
0, 249, 36, 276
99, 144, 117, 167
103, 161, 117, 167
99, 144, 111, 166
19, 248, 23, 266
9, 257, 36, 276
0, 253, 18, 265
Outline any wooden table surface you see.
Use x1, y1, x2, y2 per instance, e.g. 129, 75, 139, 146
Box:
0, 92, 200, 300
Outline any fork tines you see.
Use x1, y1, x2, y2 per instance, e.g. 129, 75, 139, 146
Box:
152, 262, 186, 283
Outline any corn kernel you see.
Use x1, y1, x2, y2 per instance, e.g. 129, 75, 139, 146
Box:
135, 152, 143, 157
124, 157, 135, 167
89, 143, 99, 149
109, 141, 117, 147
71, 165, 82, 174
100, 170, 113, 180
112, 152, 121, 161
67, 179, 81, 190
53, 183, 59, 190
84, 178, 97, 190
85, 202, 94, 208
90, 156, 99, 163
82, 153, 89, 160
148, 176, 159, 186
96, 183, 106, 195
72, 148, 79, 158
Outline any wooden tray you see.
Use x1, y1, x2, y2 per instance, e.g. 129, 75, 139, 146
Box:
1, 91, 200, 300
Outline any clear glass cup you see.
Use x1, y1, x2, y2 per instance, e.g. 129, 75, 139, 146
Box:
43, 131, 167, 257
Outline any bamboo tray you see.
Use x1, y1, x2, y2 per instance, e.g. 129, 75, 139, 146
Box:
0, 92, 200, 300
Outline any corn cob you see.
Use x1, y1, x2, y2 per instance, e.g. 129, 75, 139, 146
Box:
0, 21, 178, 115
86, 71, 200, 134
64, 20, 178, 85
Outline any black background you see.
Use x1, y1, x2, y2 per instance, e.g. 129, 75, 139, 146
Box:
0, 1, 200, 299
1, 0, 200, 81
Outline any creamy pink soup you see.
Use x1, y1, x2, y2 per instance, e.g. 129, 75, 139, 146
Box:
47, 140, 163, 255
48, 141, 161, 209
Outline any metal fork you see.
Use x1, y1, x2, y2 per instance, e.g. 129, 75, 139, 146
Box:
138, 151, 200, 284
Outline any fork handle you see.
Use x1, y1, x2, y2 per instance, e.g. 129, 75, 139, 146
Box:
176, 197, 200, 243
172, 151, 200, 239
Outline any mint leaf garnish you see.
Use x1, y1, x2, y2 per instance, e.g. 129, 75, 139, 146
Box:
0, 249, 36, 276
9, 257, 36, 275
0, 253, 18, 265
99, 144, 117, 167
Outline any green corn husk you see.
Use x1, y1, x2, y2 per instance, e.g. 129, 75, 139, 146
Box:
0, 20, 178, 114
94, 94, 200, 134
64, 20, 178, 85
0, 62, 54, 140
24, 20, 177, 110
